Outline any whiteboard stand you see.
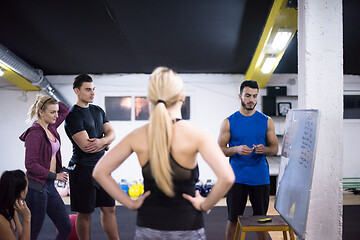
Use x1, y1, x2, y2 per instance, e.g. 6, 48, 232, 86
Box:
275, 109, 320, 239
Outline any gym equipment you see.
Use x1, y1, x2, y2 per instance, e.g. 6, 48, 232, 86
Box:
195, 179, 214, 197
67, 182, 70, 196
119, 179, 129, 195
129, 184, 141, 198
138, 183, 144, 194
55, 180, 68, 197
68, 214, 78, 240
195, 180, 204, 196
203, 179, 214, 197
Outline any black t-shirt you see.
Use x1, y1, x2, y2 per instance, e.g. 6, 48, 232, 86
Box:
65, 104, 109, 166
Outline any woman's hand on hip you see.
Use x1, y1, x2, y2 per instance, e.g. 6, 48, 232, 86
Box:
129, 191, 151, 210
182, 190, 205, 211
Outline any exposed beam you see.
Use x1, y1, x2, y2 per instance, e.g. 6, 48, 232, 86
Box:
0, 62, 40, 90
0, 44, 70, 106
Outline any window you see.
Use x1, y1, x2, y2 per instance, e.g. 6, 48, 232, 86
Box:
344, 95, 360, 119
135, 97, 149, 120
181, 96, 191, 120
105, 96, 131, 121
105, 96, 191, 121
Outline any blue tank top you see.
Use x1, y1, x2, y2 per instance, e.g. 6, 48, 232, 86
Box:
227, 110, 270, 185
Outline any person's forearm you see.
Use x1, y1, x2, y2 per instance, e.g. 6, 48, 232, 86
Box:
55, 102, 70, 127
19, 218, 31, 240
264, 144, 278, 156
102, 130, 115, 146
58, 102, 70, 117
220, 146, 238, 157
199, 175, 234, 212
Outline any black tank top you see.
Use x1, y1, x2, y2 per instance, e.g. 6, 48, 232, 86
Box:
136, 154, 204, 230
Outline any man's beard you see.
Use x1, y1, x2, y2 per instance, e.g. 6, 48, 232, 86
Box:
241, 100, 257, 111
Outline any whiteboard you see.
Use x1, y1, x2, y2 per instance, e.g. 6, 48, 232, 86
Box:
275, 109, 320, 239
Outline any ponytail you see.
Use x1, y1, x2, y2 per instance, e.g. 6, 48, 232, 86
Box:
26, 95, 58, 124
149, 101, 174, 197
147, 67, 184, 197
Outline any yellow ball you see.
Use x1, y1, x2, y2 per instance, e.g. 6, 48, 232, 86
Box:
138, 184, 144, 194
129, 185, 140, 198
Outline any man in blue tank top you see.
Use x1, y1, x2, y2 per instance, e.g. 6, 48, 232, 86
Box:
218, 80, 278, 240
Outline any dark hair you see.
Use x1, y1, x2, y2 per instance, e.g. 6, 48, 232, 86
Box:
240, 80, 259, 94
0, 170, 27, 220
73, 74, 93, 89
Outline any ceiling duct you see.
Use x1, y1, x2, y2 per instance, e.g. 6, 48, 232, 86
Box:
0, 44, 70, 106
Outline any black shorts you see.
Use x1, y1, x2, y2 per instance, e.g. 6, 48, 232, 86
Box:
226, 183, 270, 222
68, 162, 115, 213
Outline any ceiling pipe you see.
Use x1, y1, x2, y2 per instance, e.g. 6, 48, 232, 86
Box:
0, 44, 70, 106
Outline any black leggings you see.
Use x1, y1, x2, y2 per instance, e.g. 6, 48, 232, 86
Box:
226, 183, 270, 222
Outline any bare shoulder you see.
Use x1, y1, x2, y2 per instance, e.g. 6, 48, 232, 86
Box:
118, 124, 149, 153
267, 116, 275, 126
129, 124, 149, 136
176, 120, 205, 133
220, 118, 230, 128
174, 120, 211, 141
0, 214, 7, 223
0, 214, 11, 233
126, 124, 149, 144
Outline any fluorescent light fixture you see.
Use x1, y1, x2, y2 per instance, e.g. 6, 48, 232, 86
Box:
0, 68, 4, 76
261, 56, 277, 74
271, 29, 292, 52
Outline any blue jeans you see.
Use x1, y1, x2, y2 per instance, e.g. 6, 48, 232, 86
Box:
26, 180, 72, 240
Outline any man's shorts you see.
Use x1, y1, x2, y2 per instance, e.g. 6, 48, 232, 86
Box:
68, 162, 115, 213
226, 183, 270, 222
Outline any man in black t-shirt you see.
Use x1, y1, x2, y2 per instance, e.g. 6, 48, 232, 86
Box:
65, 74, 119, 240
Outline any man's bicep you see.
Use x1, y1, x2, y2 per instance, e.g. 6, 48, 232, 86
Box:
66, 112, 86, 135
218, 119, 230, 147
266, 118, 278, 146
72, 131, 90, 150
103, 122, 114, 135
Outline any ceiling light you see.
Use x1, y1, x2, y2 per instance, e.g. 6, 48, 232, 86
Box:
245, 0, 297, 88
271, 29, 292, 52
261, 56, 277, 74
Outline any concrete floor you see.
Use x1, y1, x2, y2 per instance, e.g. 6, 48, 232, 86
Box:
61, 191, 360, 240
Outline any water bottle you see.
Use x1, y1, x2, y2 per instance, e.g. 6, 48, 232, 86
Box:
57, 167, 68, 188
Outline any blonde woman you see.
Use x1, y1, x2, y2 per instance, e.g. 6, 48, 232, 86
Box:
19, 95, 71, 240
93, 67, 235, 239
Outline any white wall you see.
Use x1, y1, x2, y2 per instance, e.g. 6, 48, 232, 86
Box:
0, 73, 244, 183
48, 73, 244, 183
0, 73, 359, 182
0, 90, 40, 172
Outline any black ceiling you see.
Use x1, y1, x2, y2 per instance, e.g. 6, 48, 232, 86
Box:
0, 0, 359, 75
